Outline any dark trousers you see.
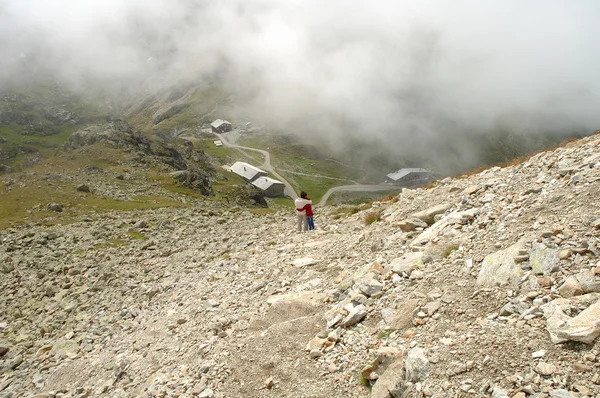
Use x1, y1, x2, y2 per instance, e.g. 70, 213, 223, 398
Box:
307, 216, 315, 230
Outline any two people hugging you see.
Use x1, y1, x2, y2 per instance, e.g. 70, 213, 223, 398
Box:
295, 191, 315, 232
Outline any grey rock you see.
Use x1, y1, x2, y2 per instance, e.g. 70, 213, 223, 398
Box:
411, 203, 453, 225
340, 304, 367, 328
477, 241, 525, 287
76, 184, 91, 193
46, 203, 64, 212
371, 357, 407, 398
423, 301, 441, 316
529, 242, 559, 275
396, 218, 428, 232
8, 354, 23, 370
387, 252, 423, 276
1, 262, 14, 274
384, 299, 419, 330
198, 389, 215, 398
114, 354, 130, 378
355, 276, 383, 297
549, 389, 575, 398
558, 276, 584, 298
404, 347, 428, 383
543, 293, 600, 344
491, 386, 509, 398
576, 269, 600, 293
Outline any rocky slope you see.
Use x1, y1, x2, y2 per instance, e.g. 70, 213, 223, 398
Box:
1, 133, 600, 398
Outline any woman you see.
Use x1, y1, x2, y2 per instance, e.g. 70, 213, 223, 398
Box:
294, 191, 311, 232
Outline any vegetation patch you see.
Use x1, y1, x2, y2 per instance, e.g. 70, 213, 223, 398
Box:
363, 210, 382, 226
126, 231, 148, 240
330, 205, 363, 220
93, 238, 127, 250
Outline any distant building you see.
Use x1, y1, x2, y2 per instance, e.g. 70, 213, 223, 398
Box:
386, 168, 432, 186
213, 140, 223, 147
211, 119, 232, 133
230, 161, 267, 182
251, 176, 285, 197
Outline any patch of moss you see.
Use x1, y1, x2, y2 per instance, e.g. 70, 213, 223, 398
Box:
377, 329, 393, 339
126, 231, 148, 240
93, 238, 127, 250
440, 243, 460, 258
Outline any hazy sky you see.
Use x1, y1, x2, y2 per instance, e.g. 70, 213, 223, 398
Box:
2, 0, 600, 170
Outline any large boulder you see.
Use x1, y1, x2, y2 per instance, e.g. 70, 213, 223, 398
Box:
542, 293, 600, 344
476, 241, 525, 287
371, 355, 408, 398
411, 203, 453, 225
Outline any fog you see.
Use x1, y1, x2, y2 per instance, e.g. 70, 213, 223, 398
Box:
2, 0, 600, 171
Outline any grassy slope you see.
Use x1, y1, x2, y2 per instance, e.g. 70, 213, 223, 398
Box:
236, 133, 366, 202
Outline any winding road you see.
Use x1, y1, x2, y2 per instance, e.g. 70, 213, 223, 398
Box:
215, 131, 403, 205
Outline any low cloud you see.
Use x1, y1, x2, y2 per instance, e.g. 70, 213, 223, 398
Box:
2, 0, 600, 172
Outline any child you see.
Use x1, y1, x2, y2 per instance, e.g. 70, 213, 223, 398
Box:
299, 192, 315, 231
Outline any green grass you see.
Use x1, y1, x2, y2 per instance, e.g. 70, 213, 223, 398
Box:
358, 372, 372, 390
330, 205, 363, 220
376, 329, 393, 339
93, 238, 127, 250
126, 85, 232, 132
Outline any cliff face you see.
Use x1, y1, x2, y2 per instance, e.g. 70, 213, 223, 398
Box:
1, 132, 600, 397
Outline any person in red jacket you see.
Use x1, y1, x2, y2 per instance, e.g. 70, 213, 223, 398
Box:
298, 192, 315, 231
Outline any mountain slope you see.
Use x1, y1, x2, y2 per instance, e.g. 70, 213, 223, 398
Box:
1, 132, 600, 397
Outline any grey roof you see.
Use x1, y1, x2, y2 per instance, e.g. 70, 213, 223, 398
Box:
251, 176, 284, 190
230, 162, 267, 181
386, 168, 430, 181
211, 119, 231, 128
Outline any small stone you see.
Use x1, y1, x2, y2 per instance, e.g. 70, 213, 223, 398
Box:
9, 354, 23, 370
447, 361, 467, 377
538, 277, 551, 287
198, 389, 214, 398
264, 377, 275, 389
573, 362, 591, 373
558, 276, 584, 298
424, 301, 441, 316
535, 362, 557, 376
306, 336, 326, 351
76, 184, 91, 193
0, 346, 9, 357
558, 249, 572, 260
46, 202, 64, 212
309, 349, 322, 359
532, 350, 546, 359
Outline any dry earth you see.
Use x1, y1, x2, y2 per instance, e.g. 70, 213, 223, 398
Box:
2, 134, 600, 398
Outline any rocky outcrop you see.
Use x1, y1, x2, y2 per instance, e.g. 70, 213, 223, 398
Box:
65, 120, 214, 195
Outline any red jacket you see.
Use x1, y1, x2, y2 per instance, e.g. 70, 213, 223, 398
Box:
301, 197, 313, 216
